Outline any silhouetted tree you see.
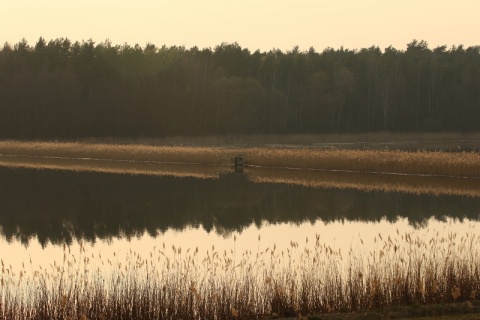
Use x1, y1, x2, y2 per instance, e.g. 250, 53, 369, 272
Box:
0, 38, 479, 139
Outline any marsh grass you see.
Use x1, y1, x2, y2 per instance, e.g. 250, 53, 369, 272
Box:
240, 147, 480, 178
1, 231, 479, 319
0, 140, 231, 165
2, 140, 480, 198
1, 140, 480, 179
0, 155, 224, 179
248, 167, 480, 197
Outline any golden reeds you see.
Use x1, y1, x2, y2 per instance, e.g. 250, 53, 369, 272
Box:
240, 147, 480, 178
248, 166, 480, 197
0, 155, 223, 179
1, 230, 479, 319
1, 140, 480, 178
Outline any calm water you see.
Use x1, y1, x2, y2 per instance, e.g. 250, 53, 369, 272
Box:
1, 165, 479, 320
0, 168, 480, 272
1, 166, 479, 271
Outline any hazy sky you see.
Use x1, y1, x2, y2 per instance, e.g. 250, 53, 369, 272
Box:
1, 0, 478, 52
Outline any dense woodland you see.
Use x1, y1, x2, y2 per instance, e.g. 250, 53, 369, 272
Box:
0, 38, 479, 139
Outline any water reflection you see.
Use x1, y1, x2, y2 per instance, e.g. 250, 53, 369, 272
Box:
1, 216, 479, 318
1, 166, 480, 318
0, 167, 479, 246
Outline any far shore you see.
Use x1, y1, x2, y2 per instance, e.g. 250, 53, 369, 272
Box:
77, 131, 480, 151
1, 134, 480, 197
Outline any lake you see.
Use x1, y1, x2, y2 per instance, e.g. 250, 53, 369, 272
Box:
1, 166, 479, 318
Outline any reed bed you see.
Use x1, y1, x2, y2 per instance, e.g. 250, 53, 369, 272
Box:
1, 231, 479, 319
1, 140, 480, 179
248, 167, 480, 197
240, 147, 480, 178
0, 140, 231, 165
0, 155, 223, 179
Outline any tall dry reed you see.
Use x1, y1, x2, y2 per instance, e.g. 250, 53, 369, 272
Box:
1, 231, 479, 319
1, 140, 480, 178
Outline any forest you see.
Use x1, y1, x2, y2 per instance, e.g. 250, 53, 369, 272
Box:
0, 38, 479, 139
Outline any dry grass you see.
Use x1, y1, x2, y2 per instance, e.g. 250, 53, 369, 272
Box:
1, 140, 480, 178
1, 231, 479, 319
1, 140, 480, 198
248, 167, 480, 197
0, 140, 231, 164
0, 155, 224, 179
240, 147, 480, 178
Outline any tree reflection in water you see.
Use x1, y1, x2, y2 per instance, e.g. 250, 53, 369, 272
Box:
0, 167, 479, 246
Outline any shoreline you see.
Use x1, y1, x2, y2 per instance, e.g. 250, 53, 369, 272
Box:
1, 139, 480, 197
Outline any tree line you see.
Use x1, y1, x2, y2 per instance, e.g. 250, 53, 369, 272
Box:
0, 38, 479, 139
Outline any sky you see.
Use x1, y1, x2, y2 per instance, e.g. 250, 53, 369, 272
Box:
1, 0, 478, 52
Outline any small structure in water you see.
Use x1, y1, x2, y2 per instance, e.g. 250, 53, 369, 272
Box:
234, 156, 244, 173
